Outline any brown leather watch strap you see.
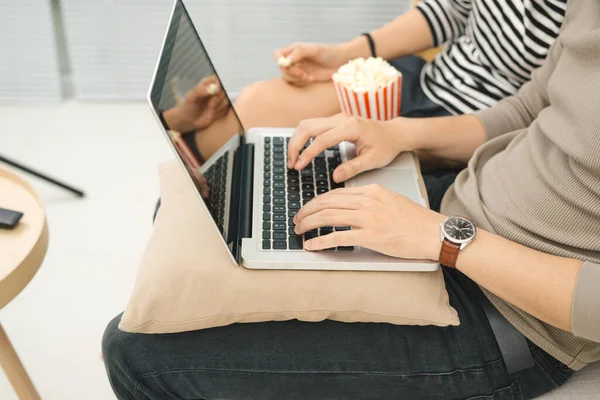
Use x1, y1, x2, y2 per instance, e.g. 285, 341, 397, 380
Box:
439, 240, 461, 269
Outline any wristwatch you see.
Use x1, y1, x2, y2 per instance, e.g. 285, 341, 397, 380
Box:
439, 216, 477, 269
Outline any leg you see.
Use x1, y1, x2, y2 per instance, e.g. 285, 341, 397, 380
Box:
102, 271, 567, 400
0, 323, 40, 400
234, 78, 342, 128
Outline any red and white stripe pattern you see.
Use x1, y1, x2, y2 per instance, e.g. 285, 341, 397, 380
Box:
168, 130, 202, 170
333, 75, 402, 121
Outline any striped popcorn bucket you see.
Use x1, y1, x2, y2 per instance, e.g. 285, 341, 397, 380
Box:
333, 75, 403, 121
168, 130, 202, 170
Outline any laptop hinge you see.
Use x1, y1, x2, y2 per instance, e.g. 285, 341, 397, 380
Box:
239, 143, 254, 239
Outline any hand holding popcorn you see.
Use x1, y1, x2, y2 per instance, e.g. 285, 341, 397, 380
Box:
274, 43, 350, 86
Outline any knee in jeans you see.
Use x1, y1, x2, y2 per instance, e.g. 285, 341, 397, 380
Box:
102, 315, 134, 379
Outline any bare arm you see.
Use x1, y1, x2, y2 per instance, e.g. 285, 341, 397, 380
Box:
401, 114, 486, 164
341, 0, 473, 61
340, 9, 434, 60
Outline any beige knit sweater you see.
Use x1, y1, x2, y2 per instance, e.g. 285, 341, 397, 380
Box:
440, 0, 600, 371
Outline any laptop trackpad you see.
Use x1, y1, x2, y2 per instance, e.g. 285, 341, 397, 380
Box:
349, 169, 423, 204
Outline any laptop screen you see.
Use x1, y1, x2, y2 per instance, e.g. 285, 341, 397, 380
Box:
149, 0, 245, 250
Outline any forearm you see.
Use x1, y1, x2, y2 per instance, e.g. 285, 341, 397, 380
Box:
162, 108, 183, 132
434, 230, 582, 332
339, 9, 433, 61
400, 114, 486, 164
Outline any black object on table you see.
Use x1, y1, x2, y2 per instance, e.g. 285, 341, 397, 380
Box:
0, 154, 85, 198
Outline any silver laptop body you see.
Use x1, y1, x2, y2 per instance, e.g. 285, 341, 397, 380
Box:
148, 0, 439, 272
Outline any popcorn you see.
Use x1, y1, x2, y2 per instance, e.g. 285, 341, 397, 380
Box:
332, 57, 403, 120
332, 57, 401, 92
277, 56, 292, 68
207, 83, 219, 95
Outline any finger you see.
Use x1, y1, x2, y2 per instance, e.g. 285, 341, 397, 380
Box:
280, 72, 297, 85
274, 49, 284, 63
204, 74, 219, 85
214, 94, 230, 118
207, 95, 228, 122
206, 94, 220, 112
294, 195, 362, 225
332, 153, 378, 182
294, 210, 361, 235
287, 44, 319, 64
193, 76, 219, 98
287, 114, 347, 168
205, 94, 219, 112
281, 70, 303, 85
304, 231, 360, 251
193, 96, 218, 129
281, 65, 310, 85
296, 124, 355, 170
276, 44, 295, 58
289, 65, 311, 81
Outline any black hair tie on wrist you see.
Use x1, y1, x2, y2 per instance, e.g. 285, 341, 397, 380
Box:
362, 33, 376, 58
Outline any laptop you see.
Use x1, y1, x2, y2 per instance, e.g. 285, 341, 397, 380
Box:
148, 0, 439, 272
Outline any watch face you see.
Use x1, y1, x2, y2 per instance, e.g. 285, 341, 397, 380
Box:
442, 216, 476, 243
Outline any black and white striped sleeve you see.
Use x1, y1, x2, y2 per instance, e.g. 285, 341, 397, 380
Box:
416, 0, 473, 46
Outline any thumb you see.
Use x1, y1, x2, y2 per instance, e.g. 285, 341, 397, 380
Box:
287, 44, 320, 64
273, 48, 285, 62
189, 76, 219, 101
333, 154, 375, 182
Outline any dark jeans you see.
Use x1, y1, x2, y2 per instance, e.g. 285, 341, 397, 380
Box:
392, 55, 451, 119
103, 171, 572, 400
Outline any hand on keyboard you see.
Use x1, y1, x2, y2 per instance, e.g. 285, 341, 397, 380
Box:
293, 183, 445, 259
287, 113, 411, 183
262, 136, 353, 252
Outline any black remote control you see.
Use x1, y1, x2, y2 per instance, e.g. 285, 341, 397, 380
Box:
0, 207, 24, 229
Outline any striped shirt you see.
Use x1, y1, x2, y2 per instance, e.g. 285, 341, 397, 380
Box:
416, 0, 567, 115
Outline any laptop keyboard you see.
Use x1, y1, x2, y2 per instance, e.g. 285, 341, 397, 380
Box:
262, 136, 354, 251
203, 152, 229, 233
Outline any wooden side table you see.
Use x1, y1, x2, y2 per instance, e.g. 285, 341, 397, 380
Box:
0, 167, 48, 400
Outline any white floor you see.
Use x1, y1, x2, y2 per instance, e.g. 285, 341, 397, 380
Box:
0, 101, 173, 400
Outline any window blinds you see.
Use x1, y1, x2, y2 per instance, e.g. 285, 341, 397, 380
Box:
0, 0, 62, 101
61, 0, 410, 100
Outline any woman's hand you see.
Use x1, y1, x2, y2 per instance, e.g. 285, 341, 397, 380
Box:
288, 113, 414, 182
163, 75, 229, 133
294, 184, 445, 259
274, 43, 349, 86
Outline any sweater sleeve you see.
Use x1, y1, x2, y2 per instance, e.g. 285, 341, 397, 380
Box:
416, 0, 473, 46
474, 39, 564, 141
572, 262, 600, 343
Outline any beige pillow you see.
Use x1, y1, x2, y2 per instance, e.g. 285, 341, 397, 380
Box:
119, 159, 459, 333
